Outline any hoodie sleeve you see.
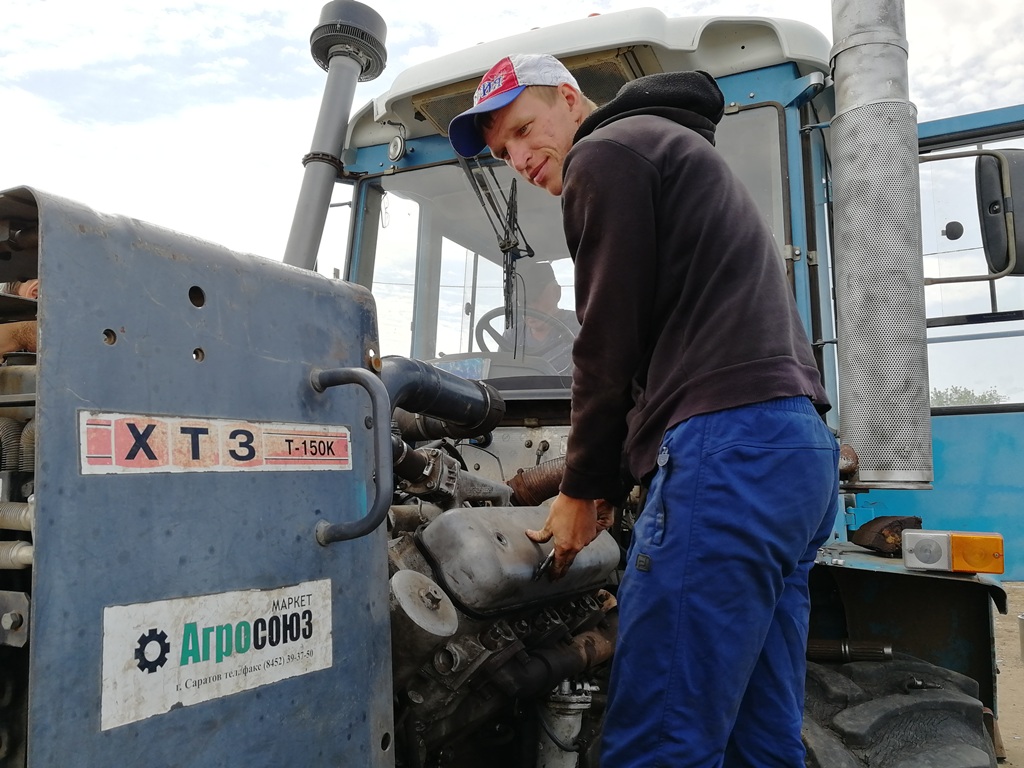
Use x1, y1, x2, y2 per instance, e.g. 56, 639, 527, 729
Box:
559, 135, 662, 501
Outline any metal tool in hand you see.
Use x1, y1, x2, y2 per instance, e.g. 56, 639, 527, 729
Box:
533, 549, 556, 581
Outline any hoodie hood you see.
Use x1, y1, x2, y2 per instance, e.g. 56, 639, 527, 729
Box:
576, 70, 725, 146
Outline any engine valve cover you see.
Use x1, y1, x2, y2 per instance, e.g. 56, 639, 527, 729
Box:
417, 506, 619, 616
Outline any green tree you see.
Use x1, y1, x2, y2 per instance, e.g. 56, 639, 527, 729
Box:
930, 384, 1008, 407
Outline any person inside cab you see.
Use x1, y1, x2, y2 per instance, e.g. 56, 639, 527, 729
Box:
505, 258, 578, 374
0, 279, 38, 355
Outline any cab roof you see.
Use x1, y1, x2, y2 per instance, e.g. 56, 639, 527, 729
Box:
345, 7, 832, 150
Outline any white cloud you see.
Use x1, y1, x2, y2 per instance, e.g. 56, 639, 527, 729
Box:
187, 56, 250, 86
1, 82, 322, 258
1, 1, 310, 78
1, 0, 1021, 265
109, 63, 158, 81
904, 0, 1024, 119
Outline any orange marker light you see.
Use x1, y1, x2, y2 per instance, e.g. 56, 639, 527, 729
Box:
949, 532, 1004, 574
903, 530, 1004, 574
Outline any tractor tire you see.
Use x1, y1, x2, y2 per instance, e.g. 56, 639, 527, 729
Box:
803, 658, 997, 768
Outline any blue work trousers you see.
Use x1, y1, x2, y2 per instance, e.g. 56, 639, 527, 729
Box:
600, 396, 840, 767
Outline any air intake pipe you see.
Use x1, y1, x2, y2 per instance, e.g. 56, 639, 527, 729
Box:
283, 1, 387, 269
380, 356, 505, 438
831, 0, 932, 488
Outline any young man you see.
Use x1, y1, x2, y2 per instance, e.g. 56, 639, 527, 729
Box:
449, 54, 839, 766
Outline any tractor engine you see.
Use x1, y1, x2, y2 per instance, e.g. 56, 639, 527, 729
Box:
387, 499, 618, 765
380, 389, 620, 766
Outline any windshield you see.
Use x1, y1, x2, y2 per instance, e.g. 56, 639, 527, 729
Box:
362, 161, 576, 382
352, 105, 787, 387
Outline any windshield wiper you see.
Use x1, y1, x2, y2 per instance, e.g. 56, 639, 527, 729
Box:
457, 158, 535, 328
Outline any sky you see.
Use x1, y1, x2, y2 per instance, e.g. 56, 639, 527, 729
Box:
3, 0, 1023, 264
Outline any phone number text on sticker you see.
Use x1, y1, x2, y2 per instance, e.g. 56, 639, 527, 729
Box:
80, 411, 352, 475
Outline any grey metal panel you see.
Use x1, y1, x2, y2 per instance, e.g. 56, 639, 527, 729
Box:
6, 188, 394, 766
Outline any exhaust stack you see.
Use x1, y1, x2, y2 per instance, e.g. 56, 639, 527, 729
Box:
283, 1, 387, 270
831, 0, 932, 488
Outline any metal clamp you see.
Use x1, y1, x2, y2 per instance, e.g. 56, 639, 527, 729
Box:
829, 28, 909, 65
301, 151, 345, 173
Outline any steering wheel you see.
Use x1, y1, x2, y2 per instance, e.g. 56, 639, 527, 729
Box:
475, 306, 577, 355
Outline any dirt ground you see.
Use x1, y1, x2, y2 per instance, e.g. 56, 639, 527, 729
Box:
996, 582, 1024, 764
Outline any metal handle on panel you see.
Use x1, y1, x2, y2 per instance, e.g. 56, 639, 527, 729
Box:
311, 367, 393, 544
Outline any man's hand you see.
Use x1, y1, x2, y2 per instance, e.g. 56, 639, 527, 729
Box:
526, 493, 615, 580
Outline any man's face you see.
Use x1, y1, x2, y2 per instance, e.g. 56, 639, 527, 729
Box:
482, 86, 581, 196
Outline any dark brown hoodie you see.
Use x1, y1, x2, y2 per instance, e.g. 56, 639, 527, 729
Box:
558, 71, 829, 501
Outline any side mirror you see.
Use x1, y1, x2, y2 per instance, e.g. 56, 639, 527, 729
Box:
976, 149, 1024, 274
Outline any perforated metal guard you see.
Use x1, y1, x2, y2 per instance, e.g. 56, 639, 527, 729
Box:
833, 101, 933, 484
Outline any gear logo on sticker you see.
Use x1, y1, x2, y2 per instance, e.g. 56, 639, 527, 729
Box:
134, 628, 171, 673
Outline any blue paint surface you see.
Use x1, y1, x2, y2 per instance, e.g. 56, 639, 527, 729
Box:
865, 410, 1024, 579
